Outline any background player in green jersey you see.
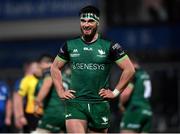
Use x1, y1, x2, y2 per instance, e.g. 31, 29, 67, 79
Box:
33, 55, 70, 133
51, 5, 135, 133
120, 56, 152, 133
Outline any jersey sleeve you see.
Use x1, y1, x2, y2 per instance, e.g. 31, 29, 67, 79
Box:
57, 42, 70, 62
109, 42, 128, 62
43, 68, 51, 79
18, 77, 28, 97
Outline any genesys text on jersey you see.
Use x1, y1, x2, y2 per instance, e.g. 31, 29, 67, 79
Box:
72, 63, 105, 71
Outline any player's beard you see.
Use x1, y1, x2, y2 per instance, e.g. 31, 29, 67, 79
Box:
81, 26, 98, 42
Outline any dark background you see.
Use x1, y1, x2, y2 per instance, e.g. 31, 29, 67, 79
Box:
0, 0, 180, 132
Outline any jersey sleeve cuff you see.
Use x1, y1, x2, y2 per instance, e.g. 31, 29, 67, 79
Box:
55, 55, 67, 62
128, 83, 134, 89
115, 55, 128, 63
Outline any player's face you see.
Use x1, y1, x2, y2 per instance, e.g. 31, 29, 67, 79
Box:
80, 18, 98, 36
30, 62, 42, 77
39, 61, 50, 70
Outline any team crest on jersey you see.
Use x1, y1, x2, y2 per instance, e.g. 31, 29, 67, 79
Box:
101, 117, 108, 125
97, 49, 106, 57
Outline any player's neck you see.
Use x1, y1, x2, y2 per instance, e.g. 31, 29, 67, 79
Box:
82, 33, 98, 43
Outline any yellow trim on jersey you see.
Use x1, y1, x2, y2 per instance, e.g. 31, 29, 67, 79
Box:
115, 55, 128, 63
128, 83, 134, 89
55, 55, 67, 62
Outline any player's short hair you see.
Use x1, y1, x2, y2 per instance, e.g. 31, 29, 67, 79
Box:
38, 54, 53, 63
79, 5, 100, 22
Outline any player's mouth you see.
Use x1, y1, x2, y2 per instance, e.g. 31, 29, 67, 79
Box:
83, 27, 92, 34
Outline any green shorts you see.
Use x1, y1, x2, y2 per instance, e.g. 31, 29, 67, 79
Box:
120, 105, 152, 133
65, 101, 110, 130
38, 105, 65, 133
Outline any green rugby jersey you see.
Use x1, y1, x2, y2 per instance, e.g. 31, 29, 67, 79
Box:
125, 68, 152, 109
57, 35, 127, 102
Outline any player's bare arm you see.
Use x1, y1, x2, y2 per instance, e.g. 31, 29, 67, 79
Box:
14, 94, 27, 128
34, 77, 53, 114
120, 83, 133, 105
119, 84, 133, 113
51, 57, 75, 99
99, 57, 135, 99
5, 99, 12, 126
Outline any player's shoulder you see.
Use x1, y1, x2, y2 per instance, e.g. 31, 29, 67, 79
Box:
23, 75, 37, 83
21, 75, 30, 82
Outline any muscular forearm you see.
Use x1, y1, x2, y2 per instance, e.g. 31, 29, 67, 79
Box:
115, 67, 134, 93
36, 78, 52, 103
6, 99, 12, 119
50, 64, 65, 95
14, 94, 24, 118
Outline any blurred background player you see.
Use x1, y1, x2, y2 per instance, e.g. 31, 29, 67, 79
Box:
0, 80, 12, 133
119, 56, 152, 133
14, 60, 42, 133
33, 55, 70, 133
13, 61, 33, 132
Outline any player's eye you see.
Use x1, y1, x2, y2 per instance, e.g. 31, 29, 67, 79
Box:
88, 19, 95, 23
80, 19, 86, 23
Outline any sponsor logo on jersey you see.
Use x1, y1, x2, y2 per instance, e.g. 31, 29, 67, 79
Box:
70, 49, 80, 57
46, 124, 53, 129
73, 49, 78, 53
127, 123, 140, 129
65, 113, 72, 118
97, 49, 106, 57
98, 49, 105, 55
83, 47, 93, 51
112, 43, 121, 50
101, 117, 108, 125
72, 63, 105, 70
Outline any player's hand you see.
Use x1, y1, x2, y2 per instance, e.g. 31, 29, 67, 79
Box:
5, 117, 11, 126
15, 116, 27, 129
99, 88, 116, 99
34, 99, 43, 117
59, 90, 76, 99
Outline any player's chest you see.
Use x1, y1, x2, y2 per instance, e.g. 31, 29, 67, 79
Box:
68, 45, 110, 63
